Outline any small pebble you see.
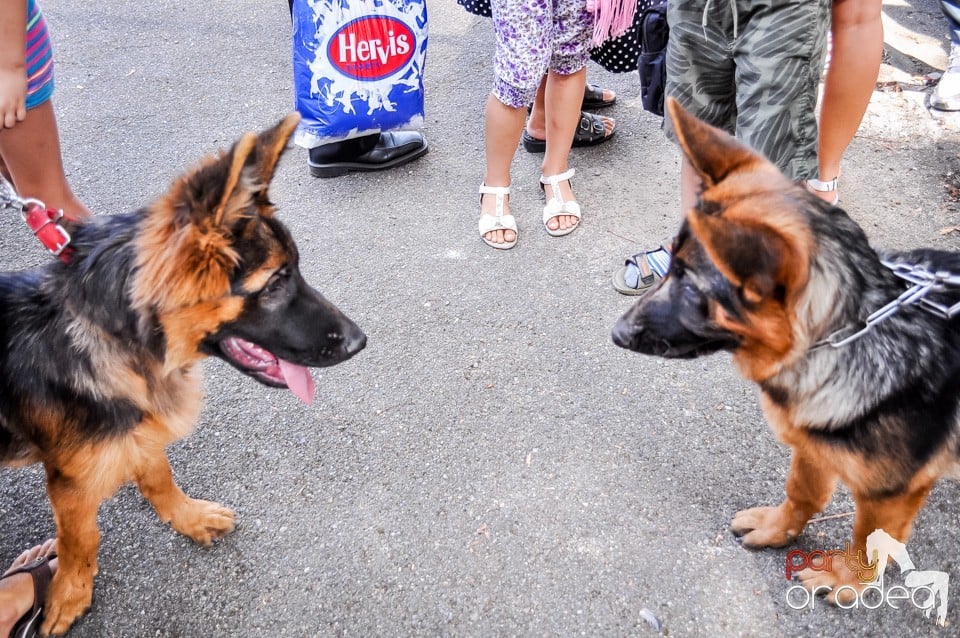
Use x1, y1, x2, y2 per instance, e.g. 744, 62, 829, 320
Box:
639, 608, 663, 633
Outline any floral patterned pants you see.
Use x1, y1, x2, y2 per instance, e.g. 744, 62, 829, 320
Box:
490, 0, 594, 108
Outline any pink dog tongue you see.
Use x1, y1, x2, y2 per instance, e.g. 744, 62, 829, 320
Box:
278, 359, 315, 405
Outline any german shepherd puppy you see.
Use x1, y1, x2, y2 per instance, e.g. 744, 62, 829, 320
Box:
0, 114, 366, 635
613, 98, 960, 603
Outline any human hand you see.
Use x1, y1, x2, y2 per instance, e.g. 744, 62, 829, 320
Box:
0, 66, 27, 129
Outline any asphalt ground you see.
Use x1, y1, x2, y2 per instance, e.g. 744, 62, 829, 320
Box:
1, 1, 960, 636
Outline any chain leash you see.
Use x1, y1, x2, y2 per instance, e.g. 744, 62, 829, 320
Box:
814, 259, 960, 349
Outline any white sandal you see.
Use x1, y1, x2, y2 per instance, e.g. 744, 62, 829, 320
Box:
806, 176, 839, 206
539, 169, 581, 237
478, 184, 517, 250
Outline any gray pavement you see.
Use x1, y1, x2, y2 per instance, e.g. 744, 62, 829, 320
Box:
2, 1, 960, 636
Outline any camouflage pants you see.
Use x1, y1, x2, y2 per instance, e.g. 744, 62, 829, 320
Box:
664, 0, 830, 180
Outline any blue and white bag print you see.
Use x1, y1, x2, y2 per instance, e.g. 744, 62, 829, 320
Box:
292, 0, 428, 148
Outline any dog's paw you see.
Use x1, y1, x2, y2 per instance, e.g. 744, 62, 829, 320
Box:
798, 562, 863, 605
730, 506, 798, 549
41, 572, 93, 636
170, 497, 236, 545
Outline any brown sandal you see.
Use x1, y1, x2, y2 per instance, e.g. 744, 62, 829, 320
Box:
1, 552, 56, 638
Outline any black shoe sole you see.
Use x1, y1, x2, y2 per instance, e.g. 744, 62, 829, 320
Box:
521, 132, 546, 153
582, 97, 616, 110
308, 142, 429, 178
521, 128, 615, 154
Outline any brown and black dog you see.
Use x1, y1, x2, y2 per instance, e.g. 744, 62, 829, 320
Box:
613, 98, 960, 604
0, 114, 366, 634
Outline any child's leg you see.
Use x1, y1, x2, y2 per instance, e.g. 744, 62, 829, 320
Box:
526, 75, 614, 143
527, 77, 549, 139
481, 0, 550, 245
542, 66, 586, 232
543, 67, 586, 168
540, 0, 595, 231
0, 99, 91, 220
481, 94, 524, 245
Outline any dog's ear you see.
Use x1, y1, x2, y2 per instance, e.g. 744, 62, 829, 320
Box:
250, 112, 301, 186
212, 132, 259, 226
135, 133, 259, 315
158, 131, 259, 231
688, 210, 808, 306
666, 97, 769, 188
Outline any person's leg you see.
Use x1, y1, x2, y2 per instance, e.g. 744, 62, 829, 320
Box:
480, 0, 547, 246
943, 0, 960, 43
4, 0, 89, 220
0, 540, 58, 637
734, 0, 830, 183
0, 100, 91, 220
811, 0, 883, 203
668, 0, 738, 216
541, 67, 586, 233
931, 0, 960, 111
290, 0, 427, 178
480, 93, 524, 245
526, 75, 615, 147
538, 0, 597, 235
679, 155, 700, 213
620, 0, 828, 292
613, 0, 736, 293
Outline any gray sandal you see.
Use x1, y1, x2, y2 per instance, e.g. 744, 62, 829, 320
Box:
611, 240, 672, 296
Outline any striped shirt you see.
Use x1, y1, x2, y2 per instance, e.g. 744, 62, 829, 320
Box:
25, 0, 55, 109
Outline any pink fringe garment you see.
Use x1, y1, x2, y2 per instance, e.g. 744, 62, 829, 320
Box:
587, 0, 639, 46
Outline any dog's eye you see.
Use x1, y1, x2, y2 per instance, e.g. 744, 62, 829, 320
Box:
263, 267, 289, 295
683, 280, 701, 301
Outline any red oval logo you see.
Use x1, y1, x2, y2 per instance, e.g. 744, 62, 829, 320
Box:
327, 16, 415, 81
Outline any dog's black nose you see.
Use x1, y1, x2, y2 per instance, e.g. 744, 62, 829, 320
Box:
343, 323, 367, 355
611, 318, 640, 351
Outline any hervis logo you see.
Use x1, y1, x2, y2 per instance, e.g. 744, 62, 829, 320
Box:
327, 16, 415, 81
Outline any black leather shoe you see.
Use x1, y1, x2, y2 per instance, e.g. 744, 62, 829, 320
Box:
308, 131, 428, 178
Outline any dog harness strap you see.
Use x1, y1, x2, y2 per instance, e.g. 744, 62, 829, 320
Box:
22, 201, 73, 263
